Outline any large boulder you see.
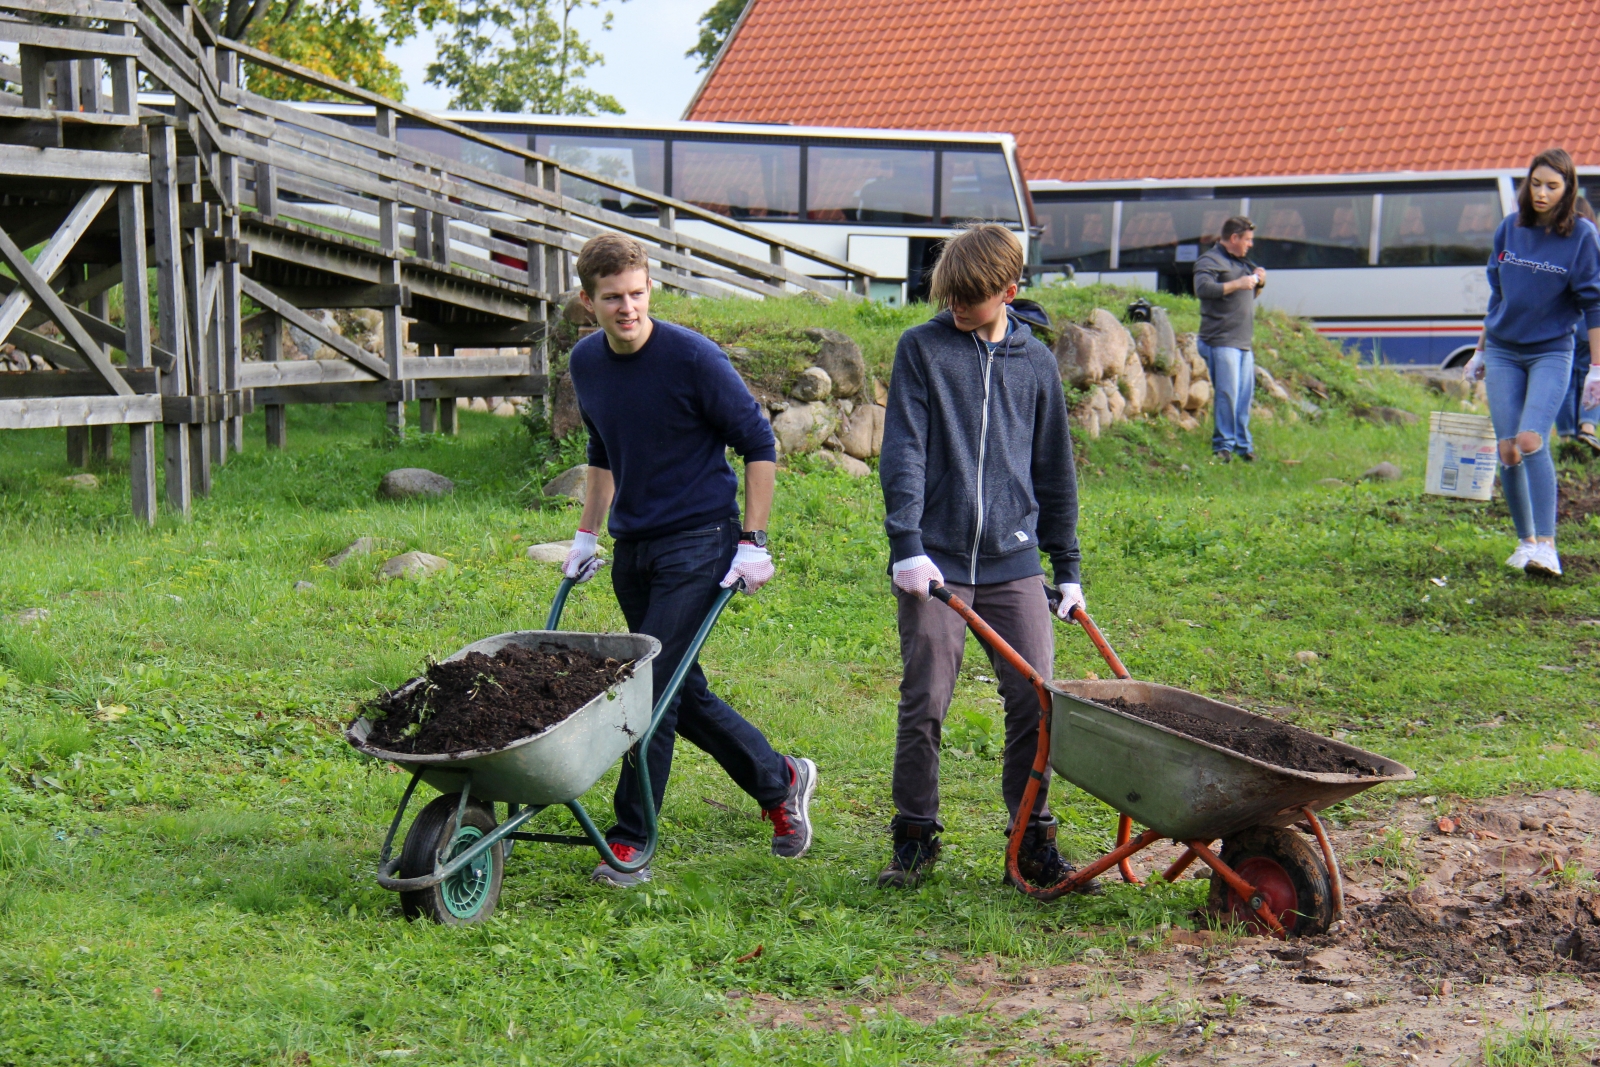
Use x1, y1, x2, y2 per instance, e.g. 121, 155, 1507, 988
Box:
1145, 369, 1176, 412
543, 463, 588, 504
1053, 321, 1103, 386
803, 328, 866, 398
526, 541, 573, 563
380, 551, 451, 580
1172, 350, 1192, 409
839, 403, 886, 459
1255, 366, 1292, 402
1118, 362, 1148, 413
1088, 309, 1130, 378
1151, 306, 1178, 366
559, 289, 596, 326
791, 366, 833, 402
814, 450, 870, 477
380, 468, 454, 499
286, 309, 340, 360
771, 402, 837, 455
1104, 383, 1127, 423
1131, 321, 1160, 369
1186, 378, 1213, 411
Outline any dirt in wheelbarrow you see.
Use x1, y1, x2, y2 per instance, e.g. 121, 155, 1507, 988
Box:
1094, 697, 1384, 776
362, 644, 635, 755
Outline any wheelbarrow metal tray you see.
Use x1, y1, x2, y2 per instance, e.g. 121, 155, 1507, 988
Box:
1049, 679, 1413, 842
346, 630, 662, 806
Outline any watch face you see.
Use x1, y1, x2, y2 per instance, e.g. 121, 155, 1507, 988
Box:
741, 531, 767, 548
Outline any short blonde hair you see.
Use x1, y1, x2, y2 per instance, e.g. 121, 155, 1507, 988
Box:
929, 224, 1024, 307
576, 232, 651, 295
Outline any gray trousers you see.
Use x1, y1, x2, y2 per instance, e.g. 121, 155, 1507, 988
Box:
892, 576, 1054, 831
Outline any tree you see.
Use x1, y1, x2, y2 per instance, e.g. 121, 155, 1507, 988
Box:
225, 0, 451, 102
427, 0, 624, 115
686, 0, 747, 72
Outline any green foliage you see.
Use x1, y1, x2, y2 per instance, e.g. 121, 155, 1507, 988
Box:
942, 708, 1000, 760
428, 0, 624, 114
1482, 1009, 1598, 1066
687, 0, 748, 71
241, 0, 447, 101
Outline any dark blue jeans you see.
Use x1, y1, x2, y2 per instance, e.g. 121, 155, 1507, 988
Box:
607, 518, 790, 848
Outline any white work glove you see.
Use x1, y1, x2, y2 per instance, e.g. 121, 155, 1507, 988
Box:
720, 542, 774, 594
892, 555, 944, 600
1583, 364, 1600, 410
1055, 583, 1085, 620
1463, 351, 1485, 382
562, 529, 604, 583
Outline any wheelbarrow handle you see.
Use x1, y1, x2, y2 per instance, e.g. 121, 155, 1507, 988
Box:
545, 577, 577, 630
1040, 581, 1130, 680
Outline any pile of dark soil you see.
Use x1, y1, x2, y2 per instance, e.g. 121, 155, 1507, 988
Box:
1093, 697, 1382, 776
1558, 471, 1600, 524
362, 644, 635, 755
1358, 885, 1600, 977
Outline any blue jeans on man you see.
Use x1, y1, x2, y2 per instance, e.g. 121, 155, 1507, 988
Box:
1196, 339, 1254, 456
607, 517, 791, 848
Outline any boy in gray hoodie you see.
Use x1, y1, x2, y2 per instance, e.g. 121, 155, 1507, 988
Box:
877, 224, 1092, 892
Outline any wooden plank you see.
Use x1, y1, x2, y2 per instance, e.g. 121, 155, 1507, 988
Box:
272, 284, 410, 309
0, 221, 132, 395
408, 354, 531, 377
0, 368, 157, 396
0, 183, 115, 348
2, 0, 136, 22
407, 323, 544, 348
0, 395, 160, 429
238, 276, 391, 379
238, 359, 373, 388
250, 373, 546, 406
0, 144, 148, 182
9, 326, 89, 369
0, 22, 143, 57
0, 104, 137, 125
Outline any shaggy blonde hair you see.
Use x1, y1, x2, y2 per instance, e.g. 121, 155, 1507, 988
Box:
929, 224, 1024, 307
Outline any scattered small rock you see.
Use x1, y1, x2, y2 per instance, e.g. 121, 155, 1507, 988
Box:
1294, 650, 1319, 665
326, 536, 376, 567
6, 607, 50, 625
790, 366, 833, 402
379, 469, 455, 499
491, 401, 517, 418
1361, 462, 1403, 482
559, 289, 596, 326
813, 450, 870, 477
550, 372, 583, 438
525, 541, 573, 564
470, 397, 490, 413
543, 464, 588, 504
1355, 405, 1420, 426
293, 581, 314, 593
63, 473, 99, 490
838, 403, 887, 459
1437, 816, 1458, 834
379, 552, 451, 580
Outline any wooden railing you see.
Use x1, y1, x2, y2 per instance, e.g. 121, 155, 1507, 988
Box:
0, 0, 872, 523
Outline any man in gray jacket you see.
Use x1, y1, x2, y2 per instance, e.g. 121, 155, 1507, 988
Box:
1193, 216, 1266, 462
877, 225, 1091, 893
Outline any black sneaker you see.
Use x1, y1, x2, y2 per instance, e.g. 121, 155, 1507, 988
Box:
762, 756, 817, 859
1212, 451, 1232, 464
1009, 818, 1102, 895
877, 822, 941, 888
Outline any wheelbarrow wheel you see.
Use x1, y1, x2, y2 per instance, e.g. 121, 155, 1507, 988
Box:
399, 793, 504, 925
1206, 825, 1333, 937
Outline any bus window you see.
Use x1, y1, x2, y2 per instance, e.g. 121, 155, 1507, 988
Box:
940, 151, 1020, 223
1250, 194, 1372, 268
535, 134, 665, 216
672, 141, 800, 220
1378, 189, 1500, 266
1118, 199, 1241, 265
1035, 201, 1114, 271
399, 126, 524, 180
806, 147, 934, 224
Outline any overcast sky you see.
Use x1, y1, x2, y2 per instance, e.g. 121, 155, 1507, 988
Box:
386, 0, 713, 121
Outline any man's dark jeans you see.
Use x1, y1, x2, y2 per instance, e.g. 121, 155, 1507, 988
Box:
607, 518, 790, 848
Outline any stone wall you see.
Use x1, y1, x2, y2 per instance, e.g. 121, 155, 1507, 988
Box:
1053, 306, 1211, 438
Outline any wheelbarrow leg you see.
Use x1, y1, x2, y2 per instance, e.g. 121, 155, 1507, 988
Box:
1300, 806, 1344, 923
1185, 839, 1288, 938
1115, 815, 1142, 884
1161, 842, 1212, 883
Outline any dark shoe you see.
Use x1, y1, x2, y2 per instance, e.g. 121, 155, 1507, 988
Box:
1578, 429, 1600, 455
877, 822, 941, 888
1236, 451, 1257, 463
1212, 451, 1232, 464
592, 842, 651, 888
1009, 819, 1102, 895
763, 756, 817, 859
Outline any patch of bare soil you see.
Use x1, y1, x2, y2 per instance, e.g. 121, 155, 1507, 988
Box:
738, 792, 1600, 1065
1559, 471, 1600, 525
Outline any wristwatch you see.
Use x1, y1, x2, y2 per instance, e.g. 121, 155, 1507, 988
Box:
740, 530, 767, 548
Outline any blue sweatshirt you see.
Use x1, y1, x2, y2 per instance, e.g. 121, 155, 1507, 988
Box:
570, 319, 776, 542
1484, 215, 1600, 352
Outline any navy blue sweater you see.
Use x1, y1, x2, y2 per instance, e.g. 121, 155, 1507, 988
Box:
1484, 215, 1600, 352
571, 319, 776, 542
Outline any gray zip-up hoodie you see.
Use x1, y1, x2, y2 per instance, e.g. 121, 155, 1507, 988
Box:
880, 308, 1082, 586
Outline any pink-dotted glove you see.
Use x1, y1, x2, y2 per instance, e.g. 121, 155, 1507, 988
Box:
562, 529, 604, 583
721, 542, 774, 593
1055, 583, 1085, 620
1463, 351, 1485, 382
1584, 365, 1600, 410
892, 555, 944, 600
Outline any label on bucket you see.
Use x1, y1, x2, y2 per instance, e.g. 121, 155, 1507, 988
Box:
1425, 412, 1497, 501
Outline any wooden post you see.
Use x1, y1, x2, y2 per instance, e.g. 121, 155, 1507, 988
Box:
113, 25, 155, 524
375, 106, 405, 438
181, 150, 213, 493
262, 314, 286, 448
151, 123, 191, 516
66, 428, 87, 467
217, 49, 244, 457
18, 46, 46, 108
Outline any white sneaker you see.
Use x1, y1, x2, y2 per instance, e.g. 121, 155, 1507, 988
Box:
1524, 543, 1562, 577
1505, 542, 1537, 570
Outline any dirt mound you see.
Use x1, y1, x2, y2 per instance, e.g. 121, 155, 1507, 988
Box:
1094, 697, 1383, 775
1358, 884, 1600, 978
362, 643, 635, 755
1558, 470, 1600, 524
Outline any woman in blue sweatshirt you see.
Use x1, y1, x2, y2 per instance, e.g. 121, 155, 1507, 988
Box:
1466, 148, 1600, 577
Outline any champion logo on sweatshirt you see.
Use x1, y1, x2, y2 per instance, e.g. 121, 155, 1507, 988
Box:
1498, 250, 1569, 275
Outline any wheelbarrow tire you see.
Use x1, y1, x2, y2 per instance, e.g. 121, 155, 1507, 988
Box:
1206, 825, 1333, 937
398, 793, 504, 925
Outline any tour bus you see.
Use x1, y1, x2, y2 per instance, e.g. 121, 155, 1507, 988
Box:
289, 106, 1032, 305
1029, 169, 1600, 368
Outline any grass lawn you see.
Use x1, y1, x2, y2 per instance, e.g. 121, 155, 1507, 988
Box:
1, 333, 1597, 1065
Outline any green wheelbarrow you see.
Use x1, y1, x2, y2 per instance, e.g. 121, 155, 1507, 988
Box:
346, 577, 735, 924
934, 583, 1414, 937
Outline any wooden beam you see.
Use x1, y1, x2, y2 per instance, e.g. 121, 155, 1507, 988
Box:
0, 183, 115, 348
0, 145, 149, 183
407, 321, 545, 347
0, 394, 160, 429
0, 368, 157, 396
0, 220, 131, 395
270, 284, 410, 309
238, 276, 391, 379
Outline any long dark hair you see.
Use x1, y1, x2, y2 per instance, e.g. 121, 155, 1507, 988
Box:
1516, 148, 1580, 236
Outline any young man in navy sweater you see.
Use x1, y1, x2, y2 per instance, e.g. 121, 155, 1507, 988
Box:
562, 233, 817, 887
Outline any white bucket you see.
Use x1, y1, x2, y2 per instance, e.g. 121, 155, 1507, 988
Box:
1425, 412, 1498, 500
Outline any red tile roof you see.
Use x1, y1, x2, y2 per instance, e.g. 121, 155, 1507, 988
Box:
686, 0, 1600, 182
